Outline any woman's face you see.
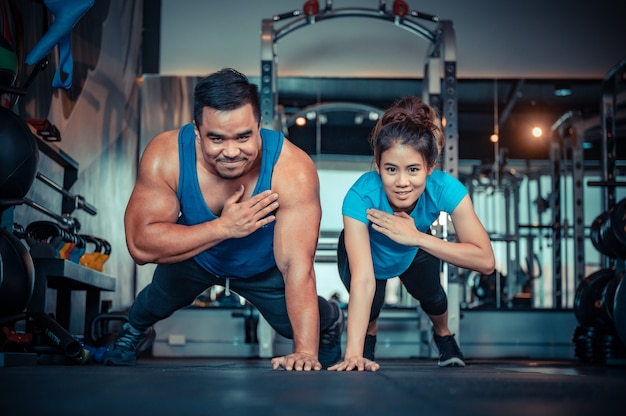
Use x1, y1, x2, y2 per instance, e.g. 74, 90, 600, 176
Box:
376, 142, 434, 213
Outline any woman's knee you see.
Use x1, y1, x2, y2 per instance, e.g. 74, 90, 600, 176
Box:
419, 286, 448, 316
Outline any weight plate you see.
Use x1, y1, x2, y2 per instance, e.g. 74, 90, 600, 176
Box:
591, 200, 626, 259
574, 269, 615, 328
602, 271, 623, 323
590, 212, 608, 256
612, 198, 626, 248
613, 271, 626, 349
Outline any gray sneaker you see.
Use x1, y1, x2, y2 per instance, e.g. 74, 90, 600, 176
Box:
433, 333, 465, 367
318, 299, 345, 368
104, 323, 155, 366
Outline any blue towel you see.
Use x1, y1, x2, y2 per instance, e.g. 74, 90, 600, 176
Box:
25, 0, 94, 89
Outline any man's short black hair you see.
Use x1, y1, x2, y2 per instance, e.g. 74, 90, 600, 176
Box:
193, 68, 261, 127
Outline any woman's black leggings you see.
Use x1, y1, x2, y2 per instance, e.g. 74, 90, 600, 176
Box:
337, 230, 448, 323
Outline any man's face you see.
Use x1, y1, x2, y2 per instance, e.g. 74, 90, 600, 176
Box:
195, 104, 261, 179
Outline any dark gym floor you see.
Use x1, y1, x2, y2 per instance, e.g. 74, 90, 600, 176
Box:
0, 357, 623, 416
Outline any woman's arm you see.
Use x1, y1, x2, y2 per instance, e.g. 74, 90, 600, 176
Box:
367, 195, 495, 275
328, 217, 380, 372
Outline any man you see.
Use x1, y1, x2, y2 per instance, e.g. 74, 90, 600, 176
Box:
104, 68, 344, 370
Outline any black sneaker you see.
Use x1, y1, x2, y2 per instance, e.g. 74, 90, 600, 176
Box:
433, 333, 465, 367
364, 334, 377, 361
318, 299, 345, 368
104, 323, 156, 366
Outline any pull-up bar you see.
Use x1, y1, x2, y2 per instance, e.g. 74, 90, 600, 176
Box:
260, 0, 459, 177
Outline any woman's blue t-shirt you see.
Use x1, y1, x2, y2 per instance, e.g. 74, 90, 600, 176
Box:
342, 169, 467, 279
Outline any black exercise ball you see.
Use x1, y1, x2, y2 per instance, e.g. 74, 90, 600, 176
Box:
0, 106, 39, 199
0, 227, 34, 316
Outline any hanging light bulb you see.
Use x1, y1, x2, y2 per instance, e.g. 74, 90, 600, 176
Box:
491, 79, 499, 144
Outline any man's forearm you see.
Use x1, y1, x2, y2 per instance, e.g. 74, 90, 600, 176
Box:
285, 274, 320, 356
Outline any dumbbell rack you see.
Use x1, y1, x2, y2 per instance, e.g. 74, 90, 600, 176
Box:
29, 257, 116, 342
28, 138, 117, 341
3, 136, 117, 343
1, 142, 117, 365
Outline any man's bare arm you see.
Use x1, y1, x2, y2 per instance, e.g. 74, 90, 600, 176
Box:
270, 141, 322, 371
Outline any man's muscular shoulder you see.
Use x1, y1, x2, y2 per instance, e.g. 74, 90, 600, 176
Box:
147, 128, 180, 153
139, 128, 181, 187
273, 138, 319, 199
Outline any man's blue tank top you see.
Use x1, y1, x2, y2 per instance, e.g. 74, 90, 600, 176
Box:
176, 123, 283, 278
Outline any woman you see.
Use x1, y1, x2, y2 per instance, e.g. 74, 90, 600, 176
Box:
329, 97, 495, 372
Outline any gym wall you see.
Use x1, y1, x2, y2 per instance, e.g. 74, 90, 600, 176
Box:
10, 0, 143, 334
